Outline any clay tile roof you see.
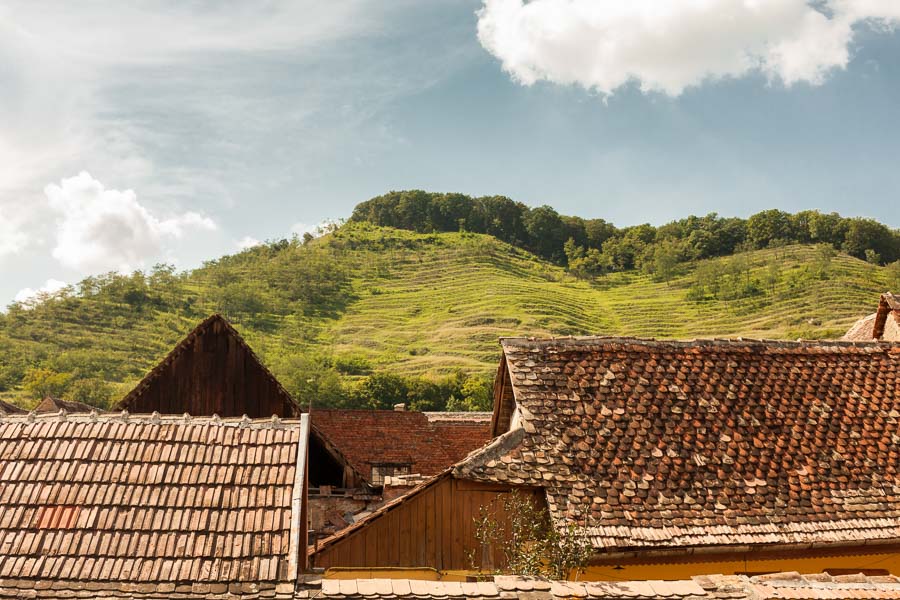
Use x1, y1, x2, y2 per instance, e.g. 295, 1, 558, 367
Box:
424, 412, 492, 464
0, 411, 309, 588
310, 573, 900, 600
312, 410, 491, 485
34, 396, 97, 413
749, 572, 900, 600
454, 336, 900, 553
0, 399, 25, 415
844, 293, 900, 342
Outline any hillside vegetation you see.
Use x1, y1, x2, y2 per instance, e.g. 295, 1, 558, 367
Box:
1, 222, 896, 412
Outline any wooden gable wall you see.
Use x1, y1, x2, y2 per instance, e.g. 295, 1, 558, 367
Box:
490, 356, 516, 437
310, 475, 544, 571
117, 315, 299, 418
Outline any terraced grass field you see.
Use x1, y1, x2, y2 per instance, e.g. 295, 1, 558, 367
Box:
0, 225, 890, 406
317, 230, 885, 375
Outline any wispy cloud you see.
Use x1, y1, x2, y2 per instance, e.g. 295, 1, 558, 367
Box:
477, 0, 900, 97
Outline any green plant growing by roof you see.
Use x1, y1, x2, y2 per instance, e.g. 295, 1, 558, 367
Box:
468, 490, 592, 580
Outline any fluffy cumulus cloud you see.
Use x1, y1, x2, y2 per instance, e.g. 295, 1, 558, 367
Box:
45, 171, 216, 273
476, 0, 900, 96
14, 279, 68, 307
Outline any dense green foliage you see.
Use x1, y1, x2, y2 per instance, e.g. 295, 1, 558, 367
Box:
1, 198, 896, 412
352, 191, 900, 275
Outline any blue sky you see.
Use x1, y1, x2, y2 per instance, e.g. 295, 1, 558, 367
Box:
2, 0, 900, 305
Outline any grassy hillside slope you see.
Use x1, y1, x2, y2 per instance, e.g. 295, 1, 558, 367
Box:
0, 224, 889, 407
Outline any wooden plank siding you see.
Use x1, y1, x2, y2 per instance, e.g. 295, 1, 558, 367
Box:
117, 314, 298, 418
311, 476, 544, 571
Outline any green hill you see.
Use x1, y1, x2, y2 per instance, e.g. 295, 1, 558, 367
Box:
0, 223, 893, 411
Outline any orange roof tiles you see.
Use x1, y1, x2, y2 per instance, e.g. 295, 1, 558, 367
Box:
0, 411, 308, 589
455, 336, 900, 553
312, 410, 491, 486
424, 412, 491, 464
311, 572, 900, 600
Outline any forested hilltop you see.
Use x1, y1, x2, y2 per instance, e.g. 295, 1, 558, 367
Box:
352, 191, 900, 275
2, 192, 898, 412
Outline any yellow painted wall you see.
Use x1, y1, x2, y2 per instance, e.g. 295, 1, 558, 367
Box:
582, 552, 900, 581
324, 551, 900, 581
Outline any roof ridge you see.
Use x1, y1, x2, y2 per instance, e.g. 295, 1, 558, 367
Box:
500, 335, 900, 350
0, 410, 302, 428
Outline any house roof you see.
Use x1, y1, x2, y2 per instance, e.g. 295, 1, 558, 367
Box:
0, 411, 309, 589
34, 396, 97, 413
0, 571, 892, 600
844, 293, 900, 342
453, 336, 900, 554
309, 572, 900, 600
0, 399, 25, 415
424, 412, 492, 464
116, 314, 299, 417
311, 410, 491, 485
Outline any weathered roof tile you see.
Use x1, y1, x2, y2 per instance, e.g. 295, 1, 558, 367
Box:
0, 412, 305, 587
456, 337, 900, 552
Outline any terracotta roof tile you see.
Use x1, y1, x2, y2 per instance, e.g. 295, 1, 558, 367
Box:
425, 412, 492, 464
455, 337, 900, 552
312, 410, 491, 485
310, 574, 900, 600
0, 412, 306, 587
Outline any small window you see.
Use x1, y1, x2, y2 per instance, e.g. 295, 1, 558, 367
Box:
370, 463, 411, 487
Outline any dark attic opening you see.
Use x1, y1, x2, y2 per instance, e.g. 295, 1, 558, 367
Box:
309, 435, 345, 489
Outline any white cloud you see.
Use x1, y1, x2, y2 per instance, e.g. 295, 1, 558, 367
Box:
45, 171, 216, 273
0, 207, 28, 257
290, 222, 317, 237
14, 278, 68, 308
236, 236, 262, 250
476, 0, 900, 96
291, 220, 339, 239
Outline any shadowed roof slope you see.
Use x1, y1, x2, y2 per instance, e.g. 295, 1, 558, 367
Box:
456, 336, 900, 553
116, 314, 299, 417
0, 399, 25, 415
311, 410, 490, 485
0, 412, 308, 589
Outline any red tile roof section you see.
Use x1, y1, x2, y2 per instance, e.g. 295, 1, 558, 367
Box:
455, 337, 900, 553
425, 412, 492, 464
311, 572, 900, 600
312, 410, 491, 485
0, 412, 304, 586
